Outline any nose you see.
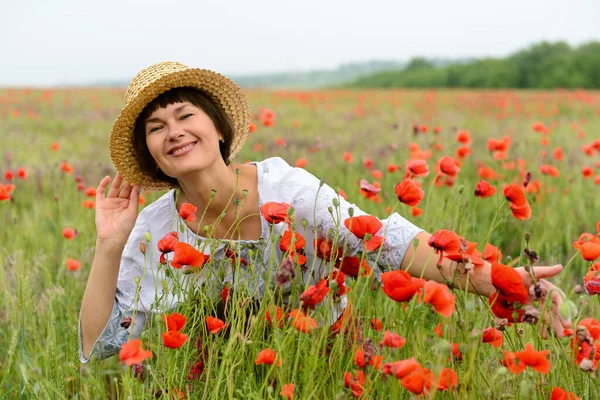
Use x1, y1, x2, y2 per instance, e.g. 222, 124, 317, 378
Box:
166, 122, 185, 141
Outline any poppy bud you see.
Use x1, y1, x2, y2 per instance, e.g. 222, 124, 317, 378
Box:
332, 197, 339, 207
162, 280, 170, 294
203, 225, 210, 233
328, 206, 333, 214
132, 363, 144, 379
348, 207, 354, 217
301, 219, 308, 228
210, 189, 217, 198
144, 232, 152, 242
519, 379, 534, 398
558, 300, 578, 320
139, 242, 146, 255
233, 197, 240, 206
134, 276, 140, 284
458, 185, 464, 194
242, 189, 248, 198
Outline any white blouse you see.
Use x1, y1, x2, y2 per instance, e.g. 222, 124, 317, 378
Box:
78, 157, 423, 363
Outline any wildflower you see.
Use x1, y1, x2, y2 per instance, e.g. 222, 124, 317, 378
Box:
280, 230, 307, 264
16, 168, 27, 180
4, 170, 13, 181
280, 383, 294, 400
120, 317, 132, 329
359, 179, 380, 198
406, 159, 429, 177
266, 305, 285, 328
343, 152, 353, 163
344, 215, 385, 251
483, 243, 502, 263
550, 387, 580, 400
422, 281, 455, 317
51, 142, 59, 151
179, 202, 197, 222
380, 270, 425, 303
491, 262, 528, 304
481, 327, 503, 348
295, 158, 308, 168
164, 312, 187, 331
119, 339, 152, 366
428, 230, 461, 266
206, 316, 227, 334
411, 207, 423, 217
66, 258, 81, 271
289, 309, 317, 333
158, 231, 178, 253
509, 201, 532, 220
0, 184, 14, 201
82, 200, 95, 209
425, 368, 458, 391
380, 330, 406, 349
540, 164, 560, 177
370, 318, 383, 331
343, 370, 365, 398
255, 348, 282, 367
513, 343, 551, 374
62, 227, 77, 240
171, 242, 209, 269
438, 156, 461, 178
489, 292, 523, 322
474, 180, 496, 198
300, 279, 330, 309
394, 179, 424, 207
260, 202, 291, 224
84, 187, 96, 197
382, 357, 422, 380
445, 239, 485, 269
162, 330, 188, 349
573, 234, 600, 261
503, 184, 527, 206
275, 255, 295, 285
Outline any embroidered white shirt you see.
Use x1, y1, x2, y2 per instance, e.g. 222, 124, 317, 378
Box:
78, 157, 423, 363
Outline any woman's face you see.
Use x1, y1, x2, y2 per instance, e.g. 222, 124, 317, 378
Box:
144, 102, 223, 178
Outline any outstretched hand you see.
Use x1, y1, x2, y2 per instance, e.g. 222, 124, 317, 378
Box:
95, 172, 141, 243
515, 264, 572, 338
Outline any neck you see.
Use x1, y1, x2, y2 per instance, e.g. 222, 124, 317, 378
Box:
177, 161, 242, 219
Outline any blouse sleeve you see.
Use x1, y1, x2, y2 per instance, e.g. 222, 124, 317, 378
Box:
78, 212, 151, 364
262, 157, 424, 275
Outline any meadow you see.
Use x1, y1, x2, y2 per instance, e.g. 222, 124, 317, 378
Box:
0, 87, 599, 399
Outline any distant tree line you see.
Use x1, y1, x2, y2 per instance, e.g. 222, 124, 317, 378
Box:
348, 41, 600, 89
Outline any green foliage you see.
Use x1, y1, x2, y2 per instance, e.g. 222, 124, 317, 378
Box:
349, 41, 600, 89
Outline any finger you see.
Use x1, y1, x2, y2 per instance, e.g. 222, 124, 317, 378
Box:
118, 180, 133, 199
127, 185, 141, 214
107, 172, 124, 198
544, 308, 565, 338
532, 264, 563, 280
96, 175, 111, 202
549, 286, 572, 329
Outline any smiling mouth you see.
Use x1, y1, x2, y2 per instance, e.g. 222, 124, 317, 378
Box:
168, 142, 197, 155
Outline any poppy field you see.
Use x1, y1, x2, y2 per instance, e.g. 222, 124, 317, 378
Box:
1, 87, 600, 399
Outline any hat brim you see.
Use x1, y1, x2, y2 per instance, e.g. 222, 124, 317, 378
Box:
110, 68, 251, 191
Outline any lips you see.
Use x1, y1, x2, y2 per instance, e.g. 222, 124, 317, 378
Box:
168, 141, 197, 155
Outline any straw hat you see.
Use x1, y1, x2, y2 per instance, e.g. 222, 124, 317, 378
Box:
110, 61, 251, 191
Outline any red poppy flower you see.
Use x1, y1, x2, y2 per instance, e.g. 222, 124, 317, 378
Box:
260, 202, 291, 224
315, 238, 341, 261
438, 156, 461, 178
59, 161, 73, 174
425, 368, 458, 391
483, 243, 502, 263
501, 351, 526, 374
380, 270, 425, 303
422, 281, 455, 317
255, 348, 282, 366
481, 327, 503, 348
85, 187, 96, 197
206, 316, 227, 334
394, 179, 424, 207
401, 370, 426, 395
280, 384, 294, 400
62, 227, 77, 240
119, 339, 152, 366
474, 180, 496, 198
300, 279, 330, 309
344, 370, 365, 398
164, 312, 186, 331
16, 167, 26, 180
280, 230, 307, 264
266, 305, 285, 328
578, 318, 600, 341
162, 330, 188, 349
82, 200, 95, 209
503, 184, 527, 206
489, 292, 522, 322
428, 230, 462, 265
550, 387, 580, 400
344, 215, 385, 251
171, 242, 208, 269
336, 256, 372, 278
573, 235, 600, 261
514, 343, 551, 374
343, 152, 353, 163
406, 159, 429, 177
445, 239, 485, 267
382, 357, 422, 379
289, 309, 317, 333
158, 231, 178, 253
491, 262, 528, 304
179, 202, 197, 222
370, 318, 383, 331
380, 330, 406, 348
510, 201, 532, 220
540, 164, 560, 177
359, 179, 380, 199
66, 258, 81, 271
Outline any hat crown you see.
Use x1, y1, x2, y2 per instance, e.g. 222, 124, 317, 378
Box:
124, 61, 189, 104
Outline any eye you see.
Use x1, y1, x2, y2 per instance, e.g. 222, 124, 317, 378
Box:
180, 113, 193, 120
147, 125, 162, 134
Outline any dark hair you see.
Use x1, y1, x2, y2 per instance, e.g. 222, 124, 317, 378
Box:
133, 87, 235, 187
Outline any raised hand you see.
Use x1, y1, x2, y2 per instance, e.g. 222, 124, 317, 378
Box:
95, 172, 141, 243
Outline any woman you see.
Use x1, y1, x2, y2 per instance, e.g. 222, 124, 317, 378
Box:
79, 62, 570, 363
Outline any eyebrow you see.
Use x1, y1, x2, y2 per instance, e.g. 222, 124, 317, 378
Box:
145, 104, 192, 125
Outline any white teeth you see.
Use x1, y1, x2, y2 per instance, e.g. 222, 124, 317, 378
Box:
171, 143, 195, 155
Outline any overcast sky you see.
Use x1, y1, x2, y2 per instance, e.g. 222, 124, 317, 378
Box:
1, 0, 599, 86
